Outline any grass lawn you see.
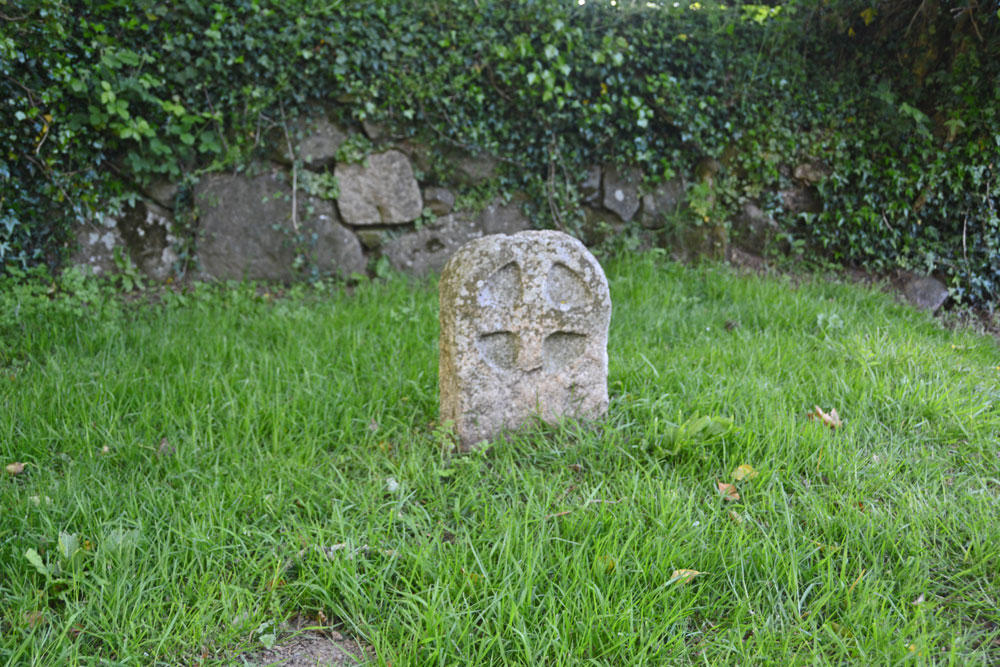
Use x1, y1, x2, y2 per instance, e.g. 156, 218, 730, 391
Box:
2, 255, 999, 665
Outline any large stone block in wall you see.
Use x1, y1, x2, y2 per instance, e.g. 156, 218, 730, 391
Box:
439, 230, 611, 449
335, 150, 422, 225
117, 200, 178, 281
71, 217, 125, 278
602, 165, 642, 223
70, 200, 178, 280
195, 168, 363, 281
308, 199, 366, 278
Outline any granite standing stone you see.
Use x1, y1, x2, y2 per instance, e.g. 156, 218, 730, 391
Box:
439, 230, 611, 449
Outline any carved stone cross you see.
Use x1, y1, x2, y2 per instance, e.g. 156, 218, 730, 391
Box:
439, 230, 611, 449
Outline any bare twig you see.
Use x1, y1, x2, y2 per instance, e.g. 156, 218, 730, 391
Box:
33, 122, 50, 156
962, 214, 968, 265
4, 74, 38, 107
483, 64, 512, 102
22, 152, 72, 205
278, 101, 299, 233
0, 11, 31, 21
904, 0, 927, 38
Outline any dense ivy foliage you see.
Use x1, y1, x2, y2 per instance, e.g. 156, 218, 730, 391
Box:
2, 1, 998, 304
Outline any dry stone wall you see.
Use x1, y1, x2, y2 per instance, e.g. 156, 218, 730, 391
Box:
65, 105, 950, 311
67, 107, 701, 284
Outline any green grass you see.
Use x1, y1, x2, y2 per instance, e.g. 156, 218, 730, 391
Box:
2, 255, 999, 666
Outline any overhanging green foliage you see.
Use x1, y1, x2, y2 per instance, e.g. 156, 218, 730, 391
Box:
2, 1, 998, 303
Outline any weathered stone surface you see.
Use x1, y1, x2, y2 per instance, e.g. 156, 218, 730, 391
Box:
439, 230, 611, 449
117, 200, 178, 281
602, 165, 642, 223
197, 170, 364, 280
355, 229, 384, 251
581, 206, 625, 248
449, 148, 499, 186
71, 217, 125, 277
142, 179, 180, 210
478, 197, 531, 235
423, 187, 455, 216
306, 199, 366, 278
71, 201, 178, 280
195, 169, 297, 281
637, 177, 685, 229
674, 222, 728, 263
579, 166, 602, 206
269, 115, 347, 170
793, 161, 830, 185
384, 198, 530, 276
361, 118, 388, 141
335, 150, 422, 225
780, 185, 822, 215
397, 139, 433, 175
730, 202, 780, 254
900, 273, 949, 312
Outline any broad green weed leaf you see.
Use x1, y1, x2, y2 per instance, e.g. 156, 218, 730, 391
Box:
25, 549, 50, 578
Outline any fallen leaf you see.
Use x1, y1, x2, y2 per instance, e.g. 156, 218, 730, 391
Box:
24, 610, 45, 628
671, 569, 703, 584
809, 405, 842, 429
728, 510, 744, 524
568, 464, 584, 473
157, 437, 174, 457
724, 319, 740, 331
731, 464, 759, 481
461, 567, 484, 585
6, 461, 25, 475
912, 593, 925, 605
597, 554, 616, 574
368, 418, 379, 432
829, 621, 855, 638
717, 481, 740, 501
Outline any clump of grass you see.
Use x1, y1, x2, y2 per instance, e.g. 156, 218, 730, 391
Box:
2, 256, 998, 665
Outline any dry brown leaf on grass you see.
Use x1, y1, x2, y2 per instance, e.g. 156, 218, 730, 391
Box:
671, 569, 703, 584
808, 405, 842, 429
157, 437, 174, 457
731, 464, 759, 481
716, 481, 740, 501
6, 461, 25, 475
